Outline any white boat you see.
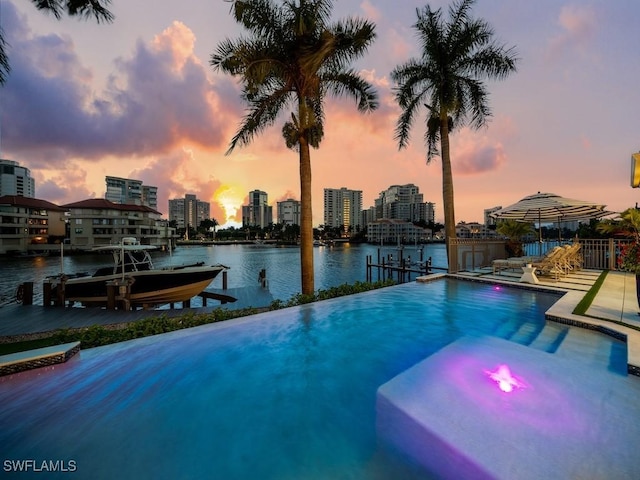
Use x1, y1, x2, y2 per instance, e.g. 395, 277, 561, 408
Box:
47, 238, 226, 307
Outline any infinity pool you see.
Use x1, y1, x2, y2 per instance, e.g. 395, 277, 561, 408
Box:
0, 280, 635, 479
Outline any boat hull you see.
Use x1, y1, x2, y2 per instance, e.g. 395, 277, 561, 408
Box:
55, 266, 224, 307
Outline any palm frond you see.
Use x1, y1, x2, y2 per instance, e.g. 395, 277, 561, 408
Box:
66, 0, 114, 23
0, 28, 10, 85
323, 70, 378, 111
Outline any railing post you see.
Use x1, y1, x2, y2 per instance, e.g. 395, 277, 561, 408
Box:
609, 238, 616, 270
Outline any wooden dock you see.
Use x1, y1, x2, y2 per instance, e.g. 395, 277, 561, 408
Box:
0, 285, 274, 339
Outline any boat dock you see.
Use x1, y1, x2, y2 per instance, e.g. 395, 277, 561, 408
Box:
0, 284, 275, 340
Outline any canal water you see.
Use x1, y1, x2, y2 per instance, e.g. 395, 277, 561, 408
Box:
0, 243, 448, 306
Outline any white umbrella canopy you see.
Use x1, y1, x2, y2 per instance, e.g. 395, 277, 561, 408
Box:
490, 192, 612, 254
490, 192, 610, 223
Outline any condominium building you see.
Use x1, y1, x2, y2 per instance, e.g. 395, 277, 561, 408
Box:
168, 194, 210, 231
484, 206, 502, 227
63, 198, 169, 249
366, 218, 432, 244
373, 184, 435, 223
242, 190, 273, 228
105, 176, 158, 209
456, 221, 495, 239
323, 187, 362, 232
0, 195, 66, 254
277, 198, 301, 226
0, 159, 35, 198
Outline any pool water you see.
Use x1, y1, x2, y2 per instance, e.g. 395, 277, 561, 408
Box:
0, 280, 631, 479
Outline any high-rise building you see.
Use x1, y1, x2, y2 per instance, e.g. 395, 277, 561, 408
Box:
0, 159, 35, 197
242, 190, 273, 228
373, 184, 434, 223
323, 187, 362, 231
168, 194, 210, 232
104, 176, 158, 209
277, 198, 301, 225
484, 206, 502, 227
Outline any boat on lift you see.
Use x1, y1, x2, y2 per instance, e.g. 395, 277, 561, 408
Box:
46, 237, 226, 308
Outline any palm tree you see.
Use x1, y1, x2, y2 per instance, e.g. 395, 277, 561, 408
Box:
1, 0, 114, 84
596, 208, 640, 243
211, 0, 378, 295
496, 219, 533, 257
391, 0, 518, 270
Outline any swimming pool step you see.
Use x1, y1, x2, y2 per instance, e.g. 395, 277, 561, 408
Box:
492, 319, 521, 339
507, 322, 546, 346
552, 327, 625, 372
526, 323, 569, 353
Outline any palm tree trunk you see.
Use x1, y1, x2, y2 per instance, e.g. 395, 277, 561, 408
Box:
440, 112, 457, 271
299, 136, 315, 295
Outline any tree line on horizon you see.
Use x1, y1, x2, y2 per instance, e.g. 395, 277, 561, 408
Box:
1, 0, 519, 295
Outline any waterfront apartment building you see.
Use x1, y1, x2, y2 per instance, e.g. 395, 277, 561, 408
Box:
168, 194, 210, 232
63, 198, 170, 249
0, 195, 66, 254
323, 187, 362, 233
366, 219, 432, 244
0, 159, 35, 198
277, 198, 301, 226
456, 221, 496, 239
373, 184, 435, 223
242, 190, 273, 228
105, 176, 158, 209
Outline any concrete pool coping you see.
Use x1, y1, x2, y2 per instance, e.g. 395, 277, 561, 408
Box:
0, 341, 81, 376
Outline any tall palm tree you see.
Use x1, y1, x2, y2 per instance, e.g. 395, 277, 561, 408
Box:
211, 0, 378, 295
391, 0, 518, 270
0, 0, 114, 84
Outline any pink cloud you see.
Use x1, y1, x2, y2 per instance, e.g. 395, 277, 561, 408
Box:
35, 167, 95, 204
546, 5, 597, 61
450, 128, 508, 175
129, 149, 224, 219
1, 5, 241, 166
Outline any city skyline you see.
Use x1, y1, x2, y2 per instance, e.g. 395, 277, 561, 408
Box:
1, 0, 638, 227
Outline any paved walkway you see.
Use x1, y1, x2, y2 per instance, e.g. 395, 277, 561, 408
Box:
513, 270, 640, 374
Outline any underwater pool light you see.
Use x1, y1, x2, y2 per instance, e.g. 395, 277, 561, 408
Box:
485, 364, 525, 393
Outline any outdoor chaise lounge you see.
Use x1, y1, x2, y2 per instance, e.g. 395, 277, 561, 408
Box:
491, 243, 583, 279
531, 244, 582, 281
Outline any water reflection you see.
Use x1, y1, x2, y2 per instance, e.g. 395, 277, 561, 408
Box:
0, 243, 448, 304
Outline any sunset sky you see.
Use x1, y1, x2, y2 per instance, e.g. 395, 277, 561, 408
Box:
1, 0, 638, 227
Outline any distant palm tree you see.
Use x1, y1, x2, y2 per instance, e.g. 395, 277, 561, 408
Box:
211, 0, 378, 295
496, 219, 533, 257
0, 0, 114, 84
596, 208, 640, 243
391, 0, 518, 270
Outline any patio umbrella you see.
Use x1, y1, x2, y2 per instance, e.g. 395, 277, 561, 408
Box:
490, 192, 612, 255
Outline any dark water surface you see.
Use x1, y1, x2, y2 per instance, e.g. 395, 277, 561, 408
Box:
0, 243, 448, 305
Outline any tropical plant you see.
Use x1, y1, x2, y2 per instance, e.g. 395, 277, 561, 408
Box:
211, 0, 378, 294
0, 0, 114, 85
496, 219, 533, 257
391, 0, 518, 269
597, 208, 640, 273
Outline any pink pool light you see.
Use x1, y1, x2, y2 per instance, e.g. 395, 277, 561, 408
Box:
485, 364, 525, 393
